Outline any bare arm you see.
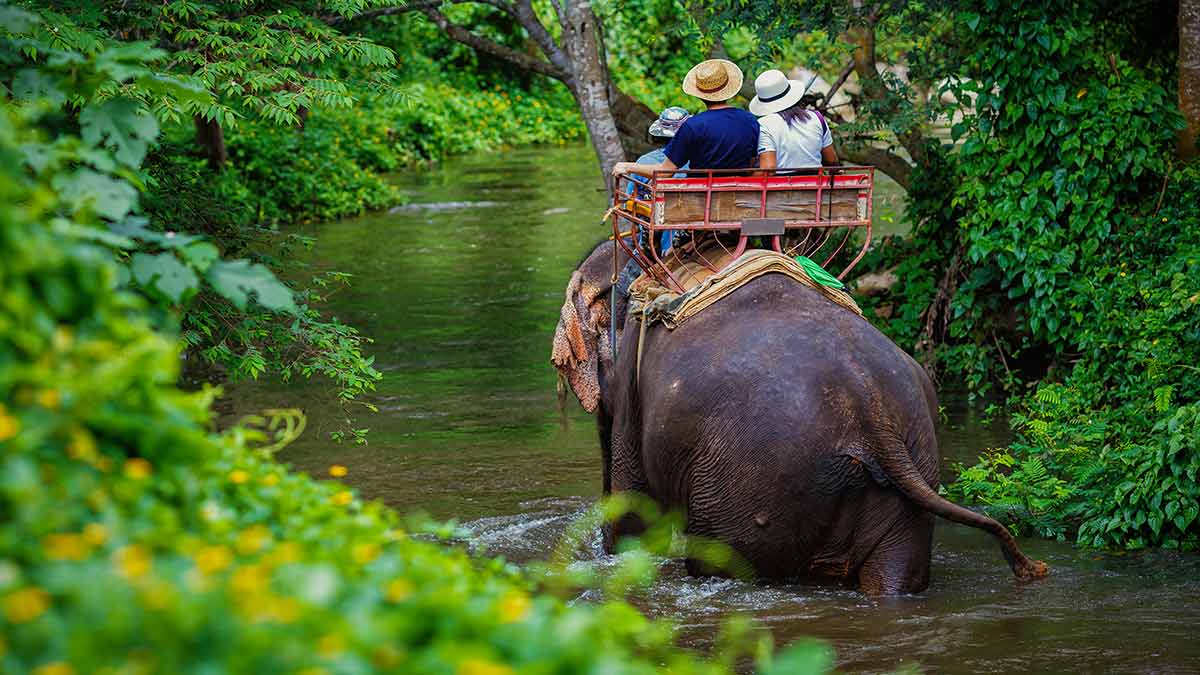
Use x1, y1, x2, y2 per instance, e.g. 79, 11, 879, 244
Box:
758, 151, 777, 169
611, 158, 678, 178
822, 145, 839, 165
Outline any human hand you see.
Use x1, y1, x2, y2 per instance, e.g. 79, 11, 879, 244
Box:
611, 162, 634, 176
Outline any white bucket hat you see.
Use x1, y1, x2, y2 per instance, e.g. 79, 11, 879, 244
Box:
749, 69, 811, 116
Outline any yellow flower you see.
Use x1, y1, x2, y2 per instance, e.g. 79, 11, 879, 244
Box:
0, 405, 20, 442
113, 545, 152, 579
231, 564, 268, 595
352, 543, 380, 565
372, 645, 405, 668
53, 326, 73, 349
497, 591, 530, 623
317, 633, 345, 656
43, 533, 89, 561
4, 587, 50, 623
1076, 88, 1087, 98
458, 659, 514, 675
35, 389, 60, 409
235, 525, 271, 555
139, 579, 175, 610
384, 578, 413, 602
260, 594, 302, 623
83, 523, 108, 546
32, 662, 74, 675
228, 469, 250, 484
261, 473, 280, 487
123, 458, 152, 479
266, 541, 301, 566
194, 545, 233, 575
331, 490, 354, 506
328, 464, 348, 478
66, 428, 98, 463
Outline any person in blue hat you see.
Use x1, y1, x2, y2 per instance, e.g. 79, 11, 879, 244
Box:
626, 106, 691, 249
615, 106, 694, 303
637, 105, 691, 167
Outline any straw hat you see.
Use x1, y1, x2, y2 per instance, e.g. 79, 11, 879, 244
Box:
682, 59, 744, 102
748, 69, 811, 116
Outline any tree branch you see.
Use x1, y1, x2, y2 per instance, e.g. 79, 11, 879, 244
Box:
820, 60, 856, 109
327, 0, 516, 25
323, 1, 443, 24
420, 7, 569, 81
514, 0, 569, 74
845, 10, 927, 173
836, 143, 912, 189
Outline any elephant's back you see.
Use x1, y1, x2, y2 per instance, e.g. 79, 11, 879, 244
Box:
638, 273, 936, 456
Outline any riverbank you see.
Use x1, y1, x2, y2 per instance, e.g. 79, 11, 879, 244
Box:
145, 81, 587, 233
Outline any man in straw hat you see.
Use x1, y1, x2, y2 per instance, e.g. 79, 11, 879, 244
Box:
611, 59, 759, 179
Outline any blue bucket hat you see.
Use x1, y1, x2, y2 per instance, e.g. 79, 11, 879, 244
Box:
648, 106, 691, 138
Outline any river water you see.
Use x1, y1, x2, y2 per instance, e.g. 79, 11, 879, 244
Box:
228, 144, 1200, 673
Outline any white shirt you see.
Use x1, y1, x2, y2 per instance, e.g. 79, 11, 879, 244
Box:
756, 111, 832, 168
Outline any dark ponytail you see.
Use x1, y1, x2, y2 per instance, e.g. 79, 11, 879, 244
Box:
777, 102, 812, 128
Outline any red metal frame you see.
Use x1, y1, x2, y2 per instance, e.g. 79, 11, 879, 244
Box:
611, 166, 875, 293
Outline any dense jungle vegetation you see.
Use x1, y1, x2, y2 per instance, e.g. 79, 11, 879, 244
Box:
1, 0, 1198, 671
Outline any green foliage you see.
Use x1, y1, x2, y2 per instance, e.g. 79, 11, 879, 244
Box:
0, 14, 831, 672
4, 7, 380, 435
193, 78, 583, 226
29, 0, 400, 128
949, 1, 1181, 349
599, 0, 706, 113
945, 164, 1200, 550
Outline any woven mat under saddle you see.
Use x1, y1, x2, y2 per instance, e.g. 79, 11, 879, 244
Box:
629, 247, 863, 330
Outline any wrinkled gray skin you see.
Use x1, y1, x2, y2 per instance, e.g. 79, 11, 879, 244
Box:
552, 241, 1048, 594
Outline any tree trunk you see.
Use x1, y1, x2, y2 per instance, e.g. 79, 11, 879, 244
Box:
193, 115, 228, 171
608, 84, 657, 158
1181, 0, 1200, 161
560, 0, 626, 191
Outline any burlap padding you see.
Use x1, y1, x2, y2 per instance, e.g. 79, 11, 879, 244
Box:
659, 189, 861, 226
629, 249, 862, 330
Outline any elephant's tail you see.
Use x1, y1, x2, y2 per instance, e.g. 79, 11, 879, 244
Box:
879, 448, 1050, 581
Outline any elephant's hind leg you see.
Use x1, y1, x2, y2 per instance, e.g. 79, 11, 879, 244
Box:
857, 505, 934, 595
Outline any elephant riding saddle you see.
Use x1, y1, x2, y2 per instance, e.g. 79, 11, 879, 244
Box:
627, 243, 864, 332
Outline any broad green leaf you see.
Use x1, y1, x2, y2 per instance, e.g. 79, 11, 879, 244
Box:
208, 259, 297, 314
80, 98, 159, 168
131, 252, 199, 303
181, 242, 220, 272
109, 217, 201, 247
11, 68, 66, 106
134, 73, 212, 106
52, 168, 138, 221
760, 640, 835, 675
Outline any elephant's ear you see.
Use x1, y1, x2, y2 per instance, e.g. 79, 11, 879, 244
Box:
551, 269, 613, 413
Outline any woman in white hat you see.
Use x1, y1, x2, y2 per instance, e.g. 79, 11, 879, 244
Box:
749, 69, 838, 170
612, 59, 759, 179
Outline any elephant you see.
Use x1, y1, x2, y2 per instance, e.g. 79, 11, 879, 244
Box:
551, 240, 1048, 595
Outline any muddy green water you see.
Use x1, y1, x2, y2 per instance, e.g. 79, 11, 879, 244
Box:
229, 144, 1200, 674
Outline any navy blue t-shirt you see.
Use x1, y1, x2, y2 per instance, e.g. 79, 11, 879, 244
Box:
664, 107, 759, 170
